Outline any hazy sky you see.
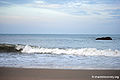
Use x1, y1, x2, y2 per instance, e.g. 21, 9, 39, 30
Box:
0, 0, 120, 34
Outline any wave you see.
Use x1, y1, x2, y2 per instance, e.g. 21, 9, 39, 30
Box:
0, 44, 23, 52
0, 43, 120, 56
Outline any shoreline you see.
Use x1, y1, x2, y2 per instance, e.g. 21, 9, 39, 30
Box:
0, 67, 120, 80
0, 66, 120, 70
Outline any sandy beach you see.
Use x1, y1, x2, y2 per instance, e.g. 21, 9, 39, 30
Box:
0, 67, 119, 80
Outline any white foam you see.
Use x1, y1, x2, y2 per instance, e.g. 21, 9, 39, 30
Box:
16, 45, 25, 50
20, 45, 120, 57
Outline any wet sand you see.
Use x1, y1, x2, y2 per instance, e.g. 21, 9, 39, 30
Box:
0, 67, 120, 80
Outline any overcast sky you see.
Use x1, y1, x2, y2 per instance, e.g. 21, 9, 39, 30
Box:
0, 0, 120, 34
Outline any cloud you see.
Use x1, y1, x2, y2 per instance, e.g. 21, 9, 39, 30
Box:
0, 0, 120, 34
0, 0, 12, 6
19, 0, 119, 19
0, 0, 120, 20
26, 0, 62, 9
0, 1, 10, 4
34, 0, 45, 4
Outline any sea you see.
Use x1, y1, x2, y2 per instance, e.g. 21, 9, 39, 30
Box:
0, 34, 120, 69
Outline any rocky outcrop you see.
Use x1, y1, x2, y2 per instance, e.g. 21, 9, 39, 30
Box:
96, 37, 112, 40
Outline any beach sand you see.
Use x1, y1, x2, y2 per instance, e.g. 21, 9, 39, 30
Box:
0, 67, 120, 80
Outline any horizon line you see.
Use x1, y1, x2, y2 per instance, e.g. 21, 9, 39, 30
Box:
0, 33, 120, 35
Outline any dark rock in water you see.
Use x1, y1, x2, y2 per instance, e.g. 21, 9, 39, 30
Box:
0, 44, 22, 53
96, 37, 112, 40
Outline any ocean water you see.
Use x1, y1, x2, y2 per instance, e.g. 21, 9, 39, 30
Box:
0, 34, 120, 69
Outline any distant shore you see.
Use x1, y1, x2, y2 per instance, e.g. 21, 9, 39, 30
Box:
0, 67, 119, 80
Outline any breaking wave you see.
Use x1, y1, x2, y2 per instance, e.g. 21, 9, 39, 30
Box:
0, 44, 120, 56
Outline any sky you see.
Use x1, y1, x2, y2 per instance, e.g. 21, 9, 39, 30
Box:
0, 0, 120, 34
